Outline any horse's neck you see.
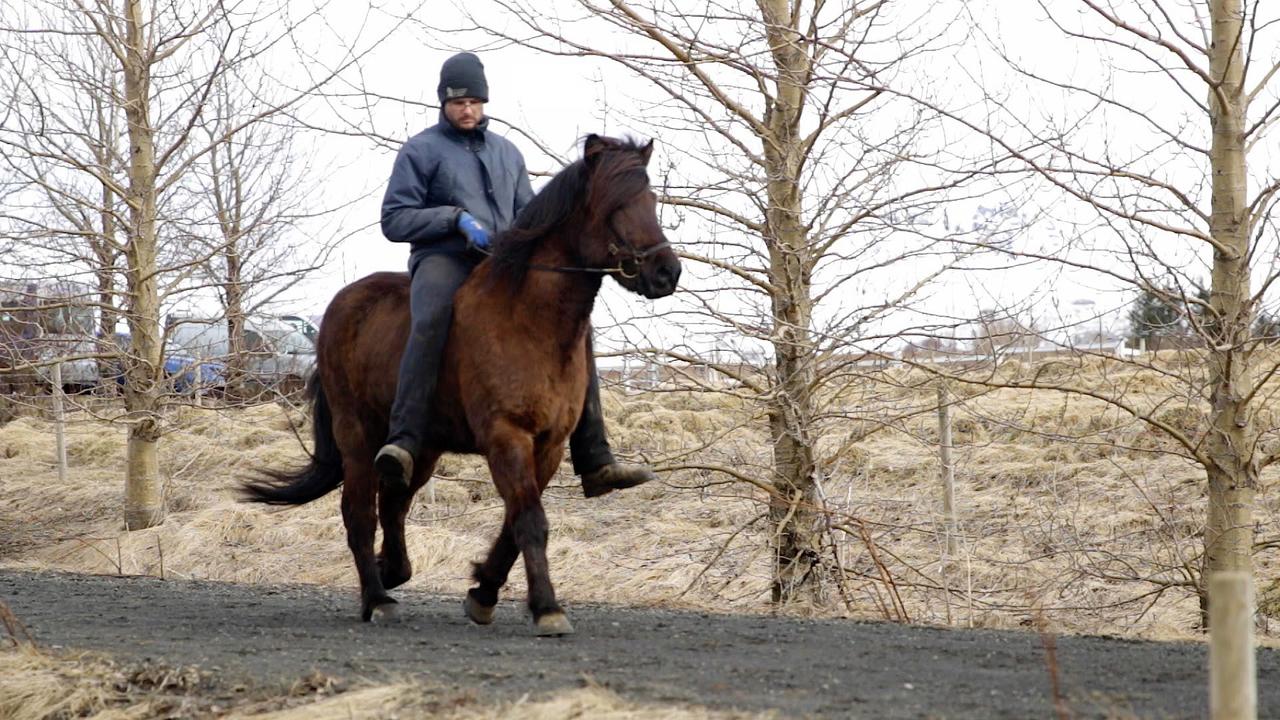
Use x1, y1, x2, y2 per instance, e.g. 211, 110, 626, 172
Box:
517, 239, 603, 351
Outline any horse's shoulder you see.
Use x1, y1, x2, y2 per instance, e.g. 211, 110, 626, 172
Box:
453, 262, 514, 308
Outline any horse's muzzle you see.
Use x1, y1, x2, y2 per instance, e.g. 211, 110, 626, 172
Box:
639, 254, 681, 298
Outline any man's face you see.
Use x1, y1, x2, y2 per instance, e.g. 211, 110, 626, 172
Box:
444, 98, 485, 131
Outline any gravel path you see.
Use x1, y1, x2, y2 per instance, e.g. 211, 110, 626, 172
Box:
2, 570, 1275, 718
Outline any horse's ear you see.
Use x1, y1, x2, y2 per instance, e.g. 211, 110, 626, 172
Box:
584, 134, 606, 167
640, 140, 654, 166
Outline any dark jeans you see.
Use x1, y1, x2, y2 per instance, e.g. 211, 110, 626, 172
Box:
386, 252, 615, 475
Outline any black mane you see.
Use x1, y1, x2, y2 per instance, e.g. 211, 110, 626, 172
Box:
489, 137, 650, 287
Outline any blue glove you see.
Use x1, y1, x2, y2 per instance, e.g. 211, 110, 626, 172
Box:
457, 211, 490, 250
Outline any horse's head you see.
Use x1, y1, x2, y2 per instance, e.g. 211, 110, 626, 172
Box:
580, 135, 681, 299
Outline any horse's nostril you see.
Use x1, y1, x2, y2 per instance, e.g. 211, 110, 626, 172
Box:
658, 263, 680, 290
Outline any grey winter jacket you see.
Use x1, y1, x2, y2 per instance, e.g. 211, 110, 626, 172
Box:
380, 114, 534, 260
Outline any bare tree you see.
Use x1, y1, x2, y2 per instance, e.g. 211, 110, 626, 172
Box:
184, 76, 341, 399
0, 0, 379, 528
921, 0, 1280, 627
0, 1, 173, 528
447, 0, 987, 604
973, 308, 1040, 359
0, 19, 126, 389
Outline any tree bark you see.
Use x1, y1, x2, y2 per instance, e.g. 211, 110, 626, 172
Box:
1202, 0, 1256, 618
760, 0, 823, 604
93, 80, 122, 388
94, 184, 120, 388
120, 0, 164, 530
225, 251, 247, 398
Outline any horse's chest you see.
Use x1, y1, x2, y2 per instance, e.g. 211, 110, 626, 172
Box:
456, 335, 587, 430
513, 359, 588, 417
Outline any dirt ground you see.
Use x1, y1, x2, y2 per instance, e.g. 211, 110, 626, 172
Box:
4, 569, 1277, 719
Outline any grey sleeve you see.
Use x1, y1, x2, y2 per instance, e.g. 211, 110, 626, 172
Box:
380, 143, 461, 244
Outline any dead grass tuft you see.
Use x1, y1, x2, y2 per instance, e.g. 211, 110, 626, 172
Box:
0, 646, 766, 720
0, 645, 201, 720
235, 684, 770, 720
439, 686, 774, 719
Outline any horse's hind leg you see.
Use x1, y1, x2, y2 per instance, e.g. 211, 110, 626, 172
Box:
378, 451, 440, 591
341, 463, 397, 622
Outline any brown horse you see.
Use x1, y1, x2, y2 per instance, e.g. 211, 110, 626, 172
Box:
244, 135, 680, 635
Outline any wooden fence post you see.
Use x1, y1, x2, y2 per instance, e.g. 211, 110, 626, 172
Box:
937, 383, 957, 557
51, 362, 67, 484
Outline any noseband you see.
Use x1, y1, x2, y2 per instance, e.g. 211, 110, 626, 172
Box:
604, 215, 671, 279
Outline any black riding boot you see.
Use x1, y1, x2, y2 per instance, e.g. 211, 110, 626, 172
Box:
570, 331, 657, 497
377, 252, 477, 490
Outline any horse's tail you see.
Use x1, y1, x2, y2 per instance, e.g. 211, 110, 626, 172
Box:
241, 373, 344, 505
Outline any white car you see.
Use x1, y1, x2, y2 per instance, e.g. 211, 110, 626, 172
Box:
165, 315, 316, 396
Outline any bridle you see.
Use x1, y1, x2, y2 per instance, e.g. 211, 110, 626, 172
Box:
482, 211, 670, 278
602, 215, 671, 278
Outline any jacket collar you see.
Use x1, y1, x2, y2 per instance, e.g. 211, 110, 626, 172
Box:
437, 111, 489, 143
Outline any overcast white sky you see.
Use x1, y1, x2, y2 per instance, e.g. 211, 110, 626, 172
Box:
9, 0, 1271, 354
288, 2, 636, 313
284, 0, 1171, 348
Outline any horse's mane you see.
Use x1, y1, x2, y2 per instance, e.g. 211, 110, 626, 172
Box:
489, 137, 651, 288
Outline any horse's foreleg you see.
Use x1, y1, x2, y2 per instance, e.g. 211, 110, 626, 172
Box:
464, 523, 517, 625
528, 444, 573, 635
377, 451, 439, 591
483, 427, 572, 636
341, 465, 396, 622
511, 499, 573, 635
467, 442, 560, 617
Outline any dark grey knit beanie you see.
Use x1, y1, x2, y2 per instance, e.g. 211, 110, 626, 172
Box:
437, 52, 489, 103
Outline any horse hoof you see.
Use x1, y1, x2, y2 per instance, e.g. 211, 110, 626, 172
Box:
370, 602, 401, 624
464, 595, 496, 625
378, 559, 412, 591
535, 612, 574, 637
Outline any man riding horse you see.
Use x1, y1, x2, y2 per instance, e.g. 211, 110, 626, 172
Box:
375, 52, 656, 498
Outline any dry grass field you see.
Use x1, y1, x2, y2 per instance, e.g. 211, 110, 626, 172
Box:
1, 359, 1278, 716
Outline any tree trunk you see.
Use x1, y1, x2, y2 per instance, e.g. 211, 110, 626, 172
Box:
120, 0, 164, 530
95, 184, 119, 390
767, 313, 821, 603
760, 0, 823, 604
225, 252, 247, 398
92, 66, 121, 390
1202, 0, 1256, 625
215, 138, 249, 399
